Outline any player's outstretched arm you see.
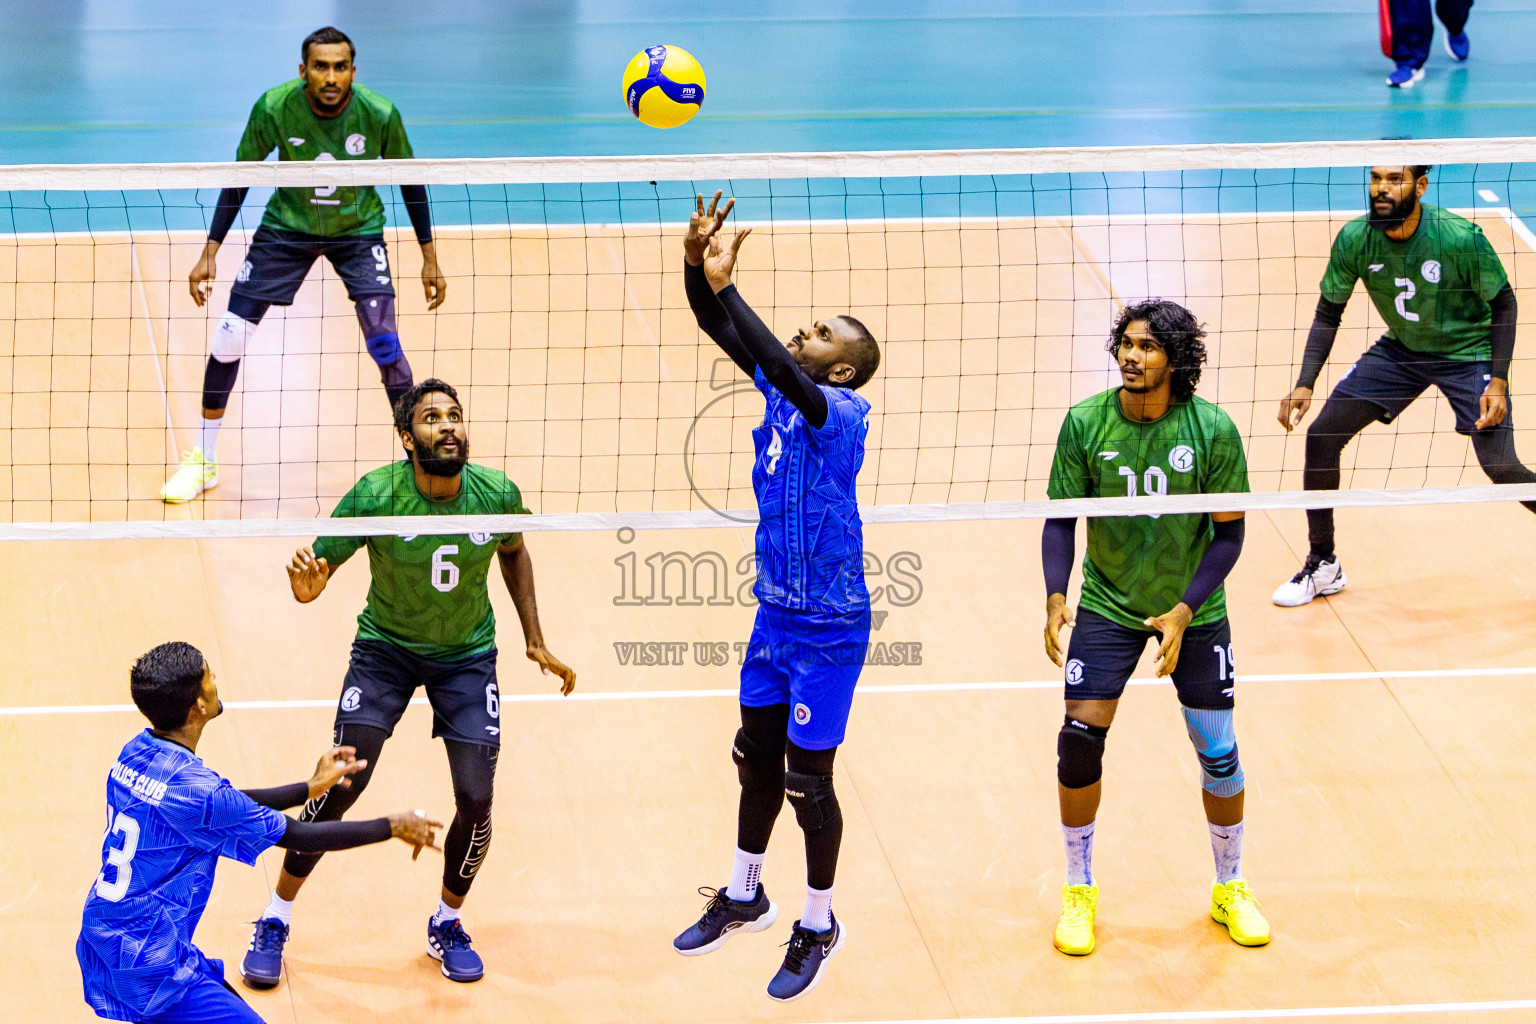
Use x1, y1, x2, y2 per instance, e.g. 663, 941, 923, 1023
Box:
685, 192, 755, 375
276, 811, 444, 860
498, 539, 577, 695
1041, 517, 1076, 667
241, 746, 367, 809
287, 546, 332, 603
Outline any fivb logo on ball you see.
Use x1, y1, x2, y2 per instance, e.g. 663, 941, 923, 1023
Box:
621, 44, 706, 129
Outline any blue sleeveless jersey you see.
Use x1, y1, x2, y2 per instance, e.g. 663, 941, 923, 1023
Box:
77, 731, 287, 1020
751, 367, 871, 613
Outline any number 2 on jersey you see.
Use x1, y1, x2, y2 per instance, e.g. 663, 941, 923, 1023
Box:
1393, 277, 1421, 322
95, 811, 141, 902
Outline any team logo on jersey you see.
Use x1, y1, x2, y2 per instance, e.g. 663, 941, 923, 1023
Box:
1098, 451, 1118, 460
340, 686, 362, 712
470, 532, 494, 545
793, 702, 812, 725
345, 133, 367, 155
1421, 259, 1441, 283
288, 137, 306, 146
1065, 659, 1084, 686
1368, 263, 1384, 273
236, 261, 252, 283
485, 726, 500, 737
1169, 445, 1195, 473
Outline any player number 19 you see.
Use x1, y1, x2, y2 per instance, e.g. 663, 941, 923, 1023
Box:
95, 811, 141, 902
1213, 643, 1236, 681
432, 545, 461, 593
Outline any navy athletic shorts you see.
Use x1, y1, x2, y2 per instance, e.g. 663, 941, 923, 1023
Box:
229, 225, 395, 307
1333, 335, 1508, 435
1063, 608, 1235, 709
333, 639, 501, 748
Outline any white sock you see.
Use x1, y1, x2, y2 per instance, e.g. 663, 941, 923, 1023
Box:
1063, 822, 1095, 886
802, 884, 833, 933
1209, 820, 1244, 884
432, 899, 460, 924
726, 847, 764, 902
198, 416, 223, 459
262, 893, 293, 926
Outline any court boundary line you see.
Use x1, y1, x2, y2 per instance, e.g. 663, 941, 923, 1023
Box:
4, 664, 1531, 717
809, 998, 1536, 1023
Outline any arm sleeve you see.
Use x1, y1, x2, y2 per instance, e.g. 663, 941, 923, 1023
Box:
1179, 517, 1245, 614
160, 776, 289, 866
274, 816, 393, 854
1042, 517, 1076, 597
1489, 283, 1517, 382
207, 187, 250, 244
715, 285, 830, 428
399, 185, 433, 247
684, 261, 756, 377
1296, 296, 1348, 390
239, 781, 309, 811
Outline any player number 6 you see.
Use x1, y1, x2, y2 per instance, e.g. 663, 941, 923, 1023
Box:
431, 545, 461, 593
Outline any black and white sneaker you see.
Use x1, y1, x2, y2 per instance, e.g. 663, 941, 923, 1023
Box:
673, 885, 777, 955
767, 916, 845, 1002
1272, 553, 1346, 607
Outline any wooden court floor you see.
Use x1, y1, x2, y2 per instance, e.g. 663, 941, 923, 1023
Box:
3, 213, 1536, 1023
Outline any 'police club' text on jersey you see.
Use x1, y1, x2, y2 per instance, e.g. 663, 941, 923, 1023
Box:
1047, 390, 1250, 629
751, 367, 871, 614
313, 462, 530, 661
1321, 204, 1510, 361
235, 80, 415, 238
77, 731, 287, 1021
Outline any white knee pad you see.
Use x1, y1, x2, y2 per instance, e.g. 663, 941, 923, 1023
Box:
210, 313, 256, 362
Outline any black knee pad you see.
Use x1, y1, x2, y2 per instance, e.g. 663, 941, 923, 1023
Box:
784, 771, 840, 831
732, 727, 779, 787
1057, 716, 1109, 789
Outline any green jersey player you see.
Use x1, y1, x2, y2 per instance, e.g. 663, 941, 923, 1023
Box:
1041, 299, 1269, 956
1273, 165, 1531, 605
164, 26, 448, 504
237, 378, 575, 989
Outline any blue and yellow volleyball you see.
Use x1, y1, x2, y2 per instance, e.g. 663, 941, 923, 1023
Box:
621, 45, 706, 129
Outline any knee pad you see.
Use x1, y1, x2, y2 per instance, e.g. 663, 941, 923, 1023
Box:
732, 727, 780, 789
784, 771, 840, 831
1182, 706, 1244, 797
1057, 716, 1108, 789
210, 312, 257, 362
356, 295, 399, 352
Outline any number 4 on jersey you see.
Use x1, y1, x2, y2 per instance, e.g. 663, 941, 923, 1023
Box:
765, 428, 783, 475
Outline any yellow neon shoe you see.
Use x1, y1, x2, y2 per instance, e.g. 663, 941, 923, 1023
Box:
160, 448, 218, 503
1211, 880, 1270, 946
1053, 883, 1098, 955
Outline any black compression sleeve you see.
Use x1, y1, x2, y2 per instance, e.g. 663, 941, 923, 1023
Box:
1179, 517, 1245, 614
716, 285, 830, 428
207, 187, 249, 244
275, 817, 392, 854
684, 261, 755, 376
1297, 296, 1348, 390
1042, 517, 1075, 597
1489, 283, 1517, 382
400, 185, 433, 247
240, 782, 310, 811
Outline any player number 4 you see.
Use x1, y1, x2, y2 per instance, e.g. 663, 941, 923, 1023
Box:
432, 545, 461, 593
766, 428, 783, 475
95, 811, 141, 902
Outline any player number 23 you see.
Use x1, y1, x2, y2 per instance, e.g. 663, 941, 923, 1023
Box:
432, 545, 461, 593
95, 811, 142, 902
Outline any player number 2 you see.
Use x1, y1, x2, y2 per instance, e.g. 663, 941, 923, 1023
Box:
1393, 278, 1420, 322
766, 428, 783, 475
432, 545, 461, 593
1213, 643, 1236, 681
95, 811, 141, 902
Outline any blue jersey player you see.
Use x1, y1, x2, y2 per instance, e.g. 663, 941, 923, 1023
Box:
78, 642, 441, 1024
671, 193, 880, 1002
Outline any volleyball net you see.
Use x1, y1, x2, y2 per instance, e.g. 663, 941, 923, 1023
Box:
1, 137, 1534, 540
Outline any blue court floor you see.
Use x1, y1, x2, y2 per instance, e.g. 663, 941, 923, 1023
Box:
2, 0, 1535, 165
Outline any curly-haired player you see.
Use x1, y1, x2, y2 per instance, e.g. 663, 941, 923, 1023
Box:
1041, 299, 1269, 955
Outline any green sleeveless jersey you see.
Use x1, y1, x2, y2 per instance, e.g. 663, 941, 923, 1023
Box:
234, 80, 415, 238
1047, 390, 1249, 629
1320, 204, 1509, 361
312, 462, 530, 661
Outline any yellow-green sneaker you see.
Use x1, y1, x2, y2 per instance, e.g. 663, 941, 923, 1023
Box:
1211, 879, 1270, 946
1053, 883, 1098, 955
160, 448, 218, 503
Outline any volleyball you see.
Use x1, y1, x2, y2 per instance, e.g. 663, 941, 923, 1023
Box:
621, 45, 705, 129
